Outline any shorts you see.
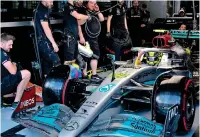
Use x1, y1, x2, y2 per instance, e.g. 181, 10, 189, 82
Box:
37, 40, 61, 75
88, 38, 100, 59
1, 71, 22, 96
64, 30, 78, 61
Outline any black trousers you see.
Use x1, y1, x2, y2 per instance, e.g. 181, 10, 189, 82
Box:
37, 39, 61, 75
63, 29, 78, 61
107, 29, 132, 61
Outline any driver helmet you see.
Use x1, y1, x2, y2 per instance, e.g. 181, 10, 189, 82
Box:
143, 52, 163, 66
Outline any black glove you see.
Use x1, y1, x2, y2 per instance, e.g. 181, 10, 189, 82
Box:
106, 32, 111, 38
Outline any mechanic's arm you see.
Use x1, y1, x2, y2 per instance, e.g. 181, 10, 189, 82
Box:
97, 12, 104, 22
124, 15, 128, 31
71, 10, 89, 20
78, 25, 85, 45
77, 19, 87, 26
107, 15, 112, 33
41, 22, 56, 45
3, 61, 17, 75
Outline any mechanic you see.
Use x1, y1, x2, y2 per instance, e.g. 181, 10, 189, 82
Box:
126, 0, 141, 47
171, 24, 196, 71
179, 7, 186, 17
179, 23, 187, 30
63, 0, 90, 65
106, 0, 130, 61
127, 2, 150, 46
1, 33, 31, 109
34, 0, 61, 77
140, 3, 150, 45
78, 0, 104, 80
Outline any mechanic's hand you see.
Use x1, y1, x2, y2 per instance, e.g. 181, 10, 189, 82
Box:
106, 32, 111, 38
94, 4, 100, 12
141, 24, 146, 27
79, 37, 85, 45
52, 43, 59, 52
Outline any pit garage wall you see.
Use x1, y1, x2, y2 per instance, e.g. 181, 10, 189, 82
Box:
143, 1, 167, 23
126, 0, 168, 23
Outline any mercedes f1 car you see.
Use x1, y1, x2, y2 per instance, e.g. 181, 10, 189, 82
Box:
11, 30, 198, 137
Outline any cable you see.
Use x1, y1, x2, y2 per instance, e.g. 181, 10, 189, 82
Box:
82, 3, 120, 15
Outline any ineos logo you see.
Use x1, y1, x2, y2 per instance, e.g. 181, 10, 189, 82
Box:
65, 121, 79, 131
20, 97, 35, 108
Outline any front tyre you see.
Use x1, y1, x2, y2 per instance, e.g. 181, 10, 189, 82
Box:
153, 76, 196, 134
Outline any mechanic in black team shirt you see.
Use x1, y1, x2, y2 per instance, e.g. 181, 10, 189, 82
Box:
126, 0, 140, 47
1, 33, 31, 109
106, 0, 130, 61
140, 3, 150, 45
78, 0, 104, 80
127, 1, 150, 46
34, 0, 61, 76
63, 0, 90, 65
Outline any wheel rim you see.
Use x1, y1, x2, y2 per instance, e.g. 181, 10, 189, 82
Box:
186, 91, 195, 122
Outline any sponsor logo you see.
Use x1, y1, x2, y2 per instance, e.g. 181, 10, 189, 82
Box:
20, 97, 35, 109
65, 121, 79, 131
109, 73, 129, 79
131, 117, 156, 134
99, 84, 115, 92
81, 108, 87, 114
168, 105, 178, 121
76, 108, 89, 116
85, 101, 97, 105
83, 101, 98, 108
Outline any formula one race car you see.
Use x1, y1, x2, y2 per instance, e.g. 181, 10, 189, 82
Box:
11, 30, 198, 137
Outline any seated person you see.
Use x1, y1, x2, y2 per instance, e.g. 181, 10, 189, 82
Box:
178, 23, 191, 50
135, 51, 163, 67
170, 25, 196, 71
179, 23, 187, 30
1, 33, 31, 109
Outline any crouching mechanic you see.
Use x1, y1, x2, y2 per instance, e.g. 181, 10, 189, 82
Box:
1, 33, 31, 109
63, 0, 90, 65
78, 0, 104, 80
34, 0, 61, 77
